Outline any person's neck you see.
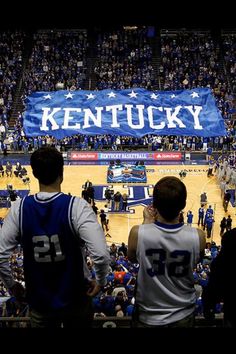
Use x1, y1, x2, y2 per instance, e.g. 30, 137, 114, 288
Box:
38, 183, 61, 193
156, 215, 180, 225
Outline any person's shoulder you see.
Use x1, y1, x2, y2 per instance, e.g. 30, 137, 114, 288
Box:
11, 197, 22, 206
72, 196, 95, 214
196, 227, 205, 237
129, 225, 140, 237
72, 195, 87, 205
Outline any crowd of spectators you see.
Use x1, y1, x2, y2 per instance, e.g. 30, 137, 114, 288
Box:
0, 28, 236, 154
22, 30, 87, 96
159, 31, 235, 133
0, 238, 223, 321
160, 32, 223, 91
0, 31, 25, 130
222, 34, 236, 94
0, 26, 236, 153
94, 27, 156, 90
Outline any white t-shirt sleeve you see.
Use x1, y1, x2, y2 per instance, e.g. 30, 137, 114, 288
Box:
72, 198, 110, 286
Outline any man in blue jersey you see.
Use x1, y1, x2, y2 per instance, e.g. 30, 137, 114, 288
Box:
198, 205, 205, 227
128, 176, 206, 327
0, 147, 110, 328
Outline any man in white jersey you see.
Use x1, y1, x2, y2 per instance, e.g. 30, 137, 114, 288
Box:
128, 176, 206, 327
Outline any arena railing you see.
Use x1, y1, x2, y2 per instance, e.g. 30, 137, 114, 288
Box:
0, 315, 223, 328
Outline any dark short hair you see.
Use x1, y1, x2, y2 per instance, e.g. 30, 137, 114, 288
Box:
30, 147, 64, 185
153, 176, 187, 221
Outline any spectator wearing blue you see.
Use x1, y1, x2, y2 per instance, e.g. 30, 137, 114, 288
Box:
199, 272, 209, 288
206, 146, 213, 162
207, 158, 214, 177
126, 302, 134, 316
206, 214, 214, 239
210, 242, 219, 259
203, 212, 210, 231
198, 205, 205, 227
206, 205, 214, 215
187, 210, 193, 226
93, 293, 115, 317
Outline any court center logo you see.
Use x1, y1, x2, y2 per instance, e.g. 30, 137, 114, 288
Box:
93, 184, 153, 213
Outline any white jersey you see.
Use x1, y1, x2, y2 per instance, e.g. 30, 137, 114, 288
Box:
136, 221, 200, 326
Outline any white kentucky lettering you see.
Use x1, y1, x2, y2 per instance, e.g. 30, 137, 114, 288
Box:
62, 108, 81, 129
147, 106, 165, 129
40, 108, 60, 131
184, 105, 203, 129
83, 107, 103, 128
106, 105, 123, 128
164, 106, 186, 128
125, 104, 145, 129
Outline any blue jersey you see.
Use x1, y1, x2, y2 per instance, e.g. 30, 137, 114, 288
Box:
198, 207, 204, 217
19, 193, 87, 312
206, 207, 214, 215
187, 213, 193, 223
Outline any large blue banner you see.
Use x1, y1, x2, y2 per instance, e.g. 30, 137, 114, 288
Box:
23, 88, 226, 139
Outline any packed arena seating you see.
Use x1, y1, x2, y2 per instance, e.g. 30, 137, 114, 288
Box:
22, 29, 87, 96
0, 31, 25, 124
0, 239, 223, 327
94, 27, 156, 90
222, 32, 236, 94
0, 26, 236, 154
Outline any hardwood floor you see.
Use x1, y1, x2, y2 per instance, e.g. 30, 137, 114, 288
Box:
1, 164, 233, 246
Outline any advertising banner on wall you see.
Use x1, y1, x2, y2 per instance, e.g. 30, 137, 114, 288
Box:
68, 151, 183, 161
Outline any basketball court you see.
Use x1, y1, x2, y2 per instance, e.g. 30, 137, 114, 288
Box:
0, 161, 233, 246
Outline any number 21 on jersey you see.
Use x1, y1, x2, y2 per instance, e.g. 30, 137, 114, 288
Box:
32, 234, 65, 263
